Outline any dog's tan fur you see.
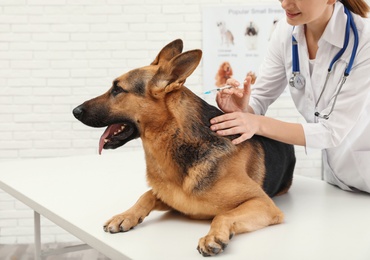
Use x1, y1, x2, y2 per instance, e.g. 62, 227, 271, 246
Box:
73, 39, 295, 256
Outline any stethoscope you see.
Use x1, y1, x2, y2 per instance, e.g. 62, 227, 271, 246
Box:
289, 6, 359, 120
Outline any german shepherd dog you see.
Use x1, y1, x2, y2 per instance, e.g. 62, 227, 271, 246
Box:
73, 39, 296, 257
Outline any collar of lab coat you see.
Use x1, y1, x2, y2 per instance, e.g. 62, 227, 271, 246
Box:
292, 2, 347, 49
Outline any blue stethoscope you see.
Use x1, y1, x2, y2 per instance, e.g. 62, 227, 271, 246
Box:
289, 6, 359, 119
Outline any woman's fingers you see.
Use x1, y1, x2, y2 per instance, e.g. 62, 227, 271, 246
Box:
210, 113, 247, 133
210, 112, 256, 144
231, 134, 251, 145
225, 78, 240, 87
243, 76, 252, 94
220, 87, 243, 97
210, 113, 234, 125
210, 113, 239, 133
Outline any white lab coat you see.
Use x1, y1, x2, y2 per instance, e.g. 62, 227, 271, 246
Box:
249, 2, 370, 193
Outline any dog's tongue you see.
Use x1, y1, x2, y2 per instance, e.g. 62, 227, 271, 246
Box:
98, 124, 122, 155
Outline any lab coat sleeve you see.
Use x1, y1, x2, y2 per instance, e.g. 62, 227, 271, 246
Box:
249, 19, 290, 115
302, 33, 370, 149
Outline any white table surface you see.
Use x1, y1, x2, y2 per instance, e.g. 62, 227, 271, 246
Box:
1, 149, 370, 260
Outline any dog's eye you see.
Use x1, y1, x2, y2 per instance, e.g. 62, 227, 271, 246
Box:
111, 85, 127, 97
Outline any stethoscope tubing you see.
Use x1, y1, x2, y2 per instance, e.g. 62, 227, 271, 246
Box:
290, 6, 359, 120
345, 7, 359, 75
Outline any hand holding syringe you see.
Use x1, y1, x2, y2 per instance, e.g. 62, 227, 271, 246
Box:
203, 85, 235, 95
205, 73, 255, 95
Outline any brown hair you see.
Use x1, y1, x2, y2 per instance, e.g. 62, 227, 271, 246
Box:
340, 0, 370, 18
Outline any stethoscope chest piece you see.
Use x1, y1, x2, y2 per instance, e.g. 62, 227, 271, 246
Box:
290, 35, 305, 90
289, 73, 305, 90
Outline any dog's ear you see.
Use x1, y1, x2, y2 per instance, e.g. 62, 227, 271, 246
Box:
151, 39, 183, 65
163, 49, 202, 93
149, 49, 202, 96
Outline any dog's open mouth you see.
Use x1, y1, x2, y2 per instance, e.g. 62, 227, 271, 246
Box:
98, 122, 138, 154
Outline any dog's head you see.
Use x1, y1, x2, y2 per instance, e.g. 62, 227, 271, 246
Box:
219, 62, 232, 75
72, 39, 202, 154
246, 22, 258, 36
216, 21, 226, 29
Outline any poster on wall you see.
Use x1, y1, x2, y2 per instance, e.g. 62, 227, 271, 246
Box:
202, 3, 284, 94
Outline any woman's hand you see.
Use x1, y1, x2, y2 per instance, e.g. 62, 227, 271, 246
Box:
211, 74, 306, 146
210, 112, 259, 145
211, 76, 256, 144
215, 76, 252, 113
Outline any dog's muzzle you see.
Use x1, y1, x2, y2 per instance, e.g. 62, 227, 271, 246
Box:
72, 103, 140, 154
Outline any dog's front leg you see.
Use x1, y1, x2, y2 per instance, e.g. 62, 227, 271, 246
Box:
197, 196, 283, 256
103, 189, 171, 233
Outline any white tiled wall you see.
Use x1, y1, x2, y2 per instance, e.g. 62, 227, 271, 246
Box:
0, 0, 322, 244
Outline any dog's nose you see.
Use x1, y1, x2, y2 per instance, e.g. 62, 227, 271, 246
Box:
72, 105, 84, 120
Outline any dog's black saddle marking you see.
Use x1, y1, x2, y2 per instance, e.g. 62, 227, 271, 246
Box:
253, 136, 296, 197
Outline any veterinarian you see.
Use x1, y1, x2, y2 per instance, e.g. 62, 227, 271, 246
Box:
210, 0, 370, 193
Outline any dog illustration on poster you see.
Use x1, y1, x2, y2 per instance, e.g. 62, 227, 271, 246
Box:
217, 21, 234, 47
215, 61, 233, 87
247, 71, 257, 84
245, 21, 259, 50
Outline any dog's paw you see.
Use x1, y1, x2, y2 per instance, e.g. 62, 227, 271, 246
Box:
197, 233, 232, 257
103, 213, 143, 233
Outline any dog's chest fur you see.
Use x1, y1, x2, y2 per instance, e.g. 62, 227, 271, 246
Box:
140, 90, 244, 217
